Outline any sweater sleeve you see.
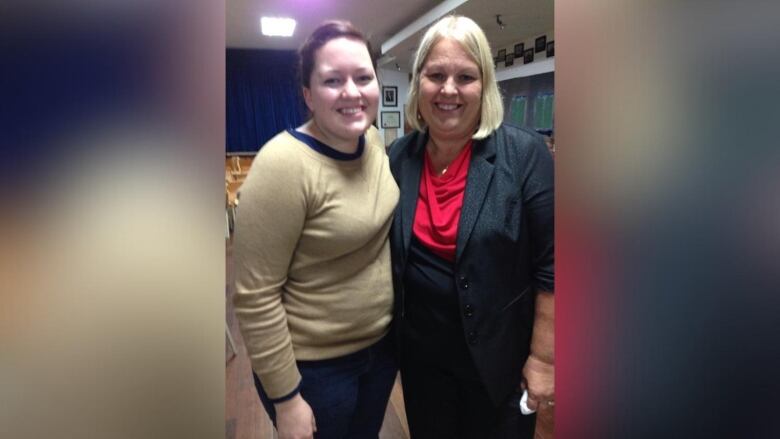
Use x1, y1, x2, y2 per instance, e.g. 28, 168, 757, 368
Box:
232, 139, 308, 399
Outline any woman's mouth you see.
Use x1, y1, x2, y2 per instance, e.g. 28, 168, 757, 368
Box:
338, 106, 364, 115
435, 103, 460, 111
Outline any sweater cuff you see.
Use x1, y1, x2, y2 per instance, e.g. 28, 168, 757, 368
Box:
267, 381, 302, 404
251, 357, 302, 400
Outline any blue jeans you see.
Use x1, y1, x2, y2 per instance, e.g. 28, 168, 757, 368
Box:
253, 335, 397, 439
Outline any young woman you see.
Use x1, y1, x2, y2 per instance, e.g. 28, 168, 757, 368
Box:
233, 21, 399, 439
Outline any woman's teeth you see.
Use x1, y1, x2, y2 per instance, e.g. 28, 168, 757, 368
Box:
437, 104, 459, 111
339, 107, 362, 115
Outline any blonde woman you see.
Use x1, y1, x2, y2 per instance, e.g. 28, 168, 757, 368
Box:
389, 16, 554, 438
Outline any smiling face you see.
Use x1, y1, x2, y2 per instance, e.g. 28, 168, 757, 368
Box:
418, 38, 483, 141
303, 37, 379, 149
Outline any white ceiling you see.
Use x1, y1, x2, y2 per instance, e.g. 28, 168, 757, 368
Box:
227, 0, 553, 71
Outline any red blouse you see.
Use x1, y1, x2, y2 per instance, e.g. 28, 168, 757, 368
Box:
413, 140, 473, 262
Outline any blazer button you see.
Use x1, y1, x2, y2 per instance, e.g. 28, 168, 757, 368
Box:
459, 276, 469, 290
464, 304, 474, 318
467, 331, 478, 344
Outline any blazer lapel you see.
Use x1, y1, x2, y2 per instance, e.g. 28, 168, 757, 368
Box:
400, 131, 427, 257
456, 136, 496, 263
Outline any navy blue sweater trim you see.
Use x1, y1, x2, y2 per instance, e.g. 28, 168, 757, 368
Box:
267, 382, 302, 404
288, 129, 364, 160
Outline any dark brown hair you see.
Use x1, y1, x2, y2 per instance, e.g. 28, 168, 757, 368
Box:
298, 20, 376, 88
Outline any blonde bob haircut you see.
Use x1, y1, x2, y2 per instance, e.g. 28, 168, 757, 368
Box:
405, 15, 504, 139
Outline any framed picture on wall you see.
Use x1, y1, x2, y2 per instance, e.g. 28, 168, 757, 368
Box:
381, 111, 401, 129
497, 48, 506, 62
535, 35, 547, 53
505, 53, 514, 67
514, 43, 525, 57
546, 41, 555, 58
523, 49, 534, 64
382, 86, 398, 107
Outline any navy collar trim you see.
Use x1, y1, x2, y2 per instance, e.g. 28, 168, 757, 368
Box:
288, 129, 364, 161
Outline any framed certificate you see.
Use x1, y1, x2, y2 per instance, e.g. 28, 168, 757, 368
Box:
381, 111, 401, 129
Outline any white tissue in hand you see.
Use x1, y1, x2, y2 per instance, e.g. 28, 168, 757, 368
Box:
519, 389, 536, 415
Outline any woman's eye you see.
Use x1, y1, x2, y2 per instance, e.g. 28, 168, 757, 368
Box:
427, 73, 445, 82
324, 78, 342, 86
459, 74, 477, 82
357, 75, 374, 84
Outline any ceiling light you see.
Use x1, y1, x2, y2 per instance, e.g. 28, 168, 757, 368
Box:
261, 17, 296, 37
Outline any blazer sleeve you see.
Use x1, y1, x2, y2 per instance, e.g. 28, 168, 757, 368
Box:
387, 136, 407, 183
521, 135, 555, 293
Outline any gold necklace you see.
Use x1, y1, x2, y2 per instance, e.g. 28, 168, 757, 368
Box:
428, 137, 454, 176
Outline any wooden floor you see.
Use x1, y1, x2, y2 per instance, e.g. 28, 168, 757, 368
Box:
226, 240, 554, 438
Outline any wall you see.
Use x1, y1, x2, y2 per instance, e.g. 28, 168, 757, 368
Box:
494, 29, 555, 132
377, 67, 410, 147
499, 72, 554, 130
494, 29, 555, 74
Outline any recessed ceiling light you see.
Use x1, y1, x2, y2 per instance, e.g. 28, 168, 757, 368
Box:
261, 17, 296, 37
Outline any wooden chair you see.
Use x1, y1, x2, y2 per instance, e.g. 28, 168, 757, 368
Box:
230, 156, 242, 173
227, 181, 242, 208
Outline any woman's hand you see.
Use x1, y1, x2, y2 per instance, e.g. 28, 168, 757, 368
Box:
522, 291, 554, 411
521, 353, 555, 411
274, 394, 317, 439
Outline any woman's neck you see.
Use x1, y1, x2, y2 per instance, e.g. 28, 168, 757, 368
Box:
428, 133, 470, 158
298, 120, 359, 154
426, 133, 471, 175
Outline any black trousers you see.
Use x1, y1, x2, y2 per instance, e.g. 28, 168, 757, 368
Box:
398, 237, 536, 438
399, 341, 536, 439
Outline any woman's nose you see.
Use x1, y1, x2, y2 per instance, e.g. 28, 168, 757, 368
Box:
440, 77, 457, 95
342, 79, 360, 97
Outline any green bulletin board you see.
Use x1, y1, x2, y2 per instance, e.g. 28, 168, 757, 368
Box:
534, 93, 554, 130
499, 71, 554, 132
510, 95, 527, 126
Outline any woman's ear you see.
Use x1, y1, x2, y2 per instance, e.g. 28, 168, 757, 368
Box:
302, 87, 313, 112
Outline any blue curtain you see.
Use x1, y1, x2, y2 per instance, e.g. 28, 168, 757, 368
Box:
226, 49, 306, 153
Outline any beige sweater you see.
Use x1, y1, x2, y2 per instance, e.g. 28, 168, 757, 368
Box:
233, 127, 399, 399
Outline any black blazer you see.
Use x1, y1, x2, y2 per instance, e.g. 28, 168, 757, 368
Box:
388, 124, 554, 406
